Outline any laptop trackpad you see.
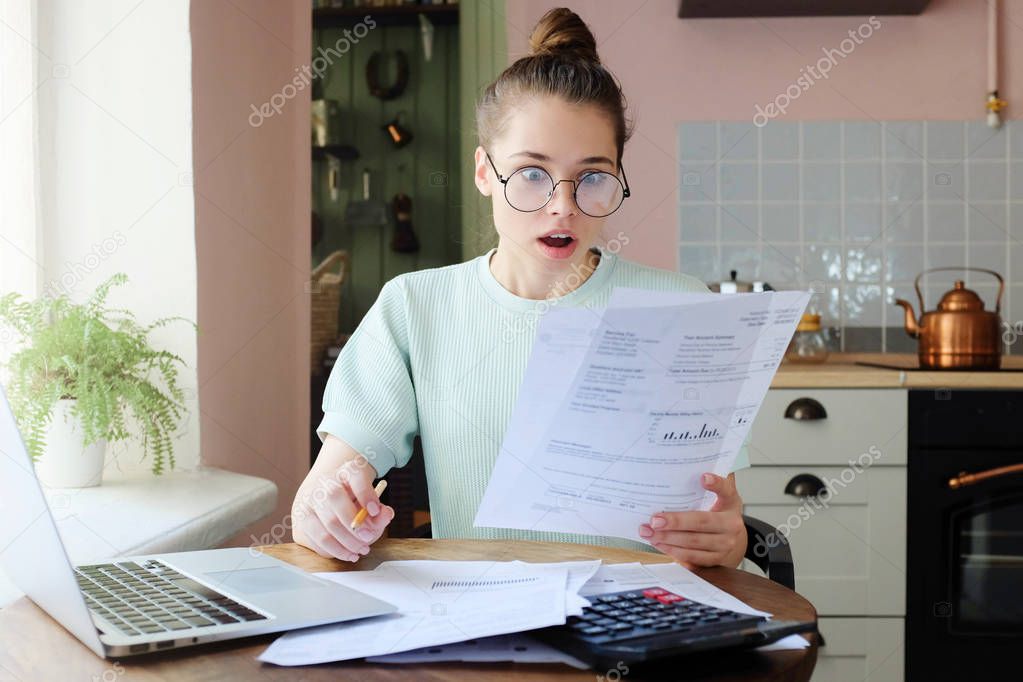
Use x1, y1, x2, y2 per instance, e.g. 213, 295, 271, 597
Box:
204, 567, 324, 595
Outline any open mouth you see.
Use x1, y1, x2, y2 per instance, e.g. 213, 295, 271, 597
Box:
539, 234, 574, 248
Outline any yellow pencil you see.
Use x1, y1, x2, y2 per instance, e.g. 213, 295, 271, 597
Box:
349, 480, 388, 530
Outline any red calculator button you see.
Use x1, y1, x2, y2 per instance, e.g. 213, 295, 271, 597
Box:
655, 593, 684, 604
642, 588, 667, 598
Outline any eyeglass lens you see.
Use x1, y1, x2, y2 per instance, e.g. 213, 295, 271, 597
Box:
505, 167, 624, 217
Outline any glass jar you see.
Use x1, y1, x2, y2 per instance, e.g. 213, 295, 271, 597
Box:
785, 313, 830, 363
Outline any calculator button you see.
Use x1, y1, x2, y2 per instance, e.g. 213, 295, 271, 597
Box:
581, 626, 607, 636
642, 588, 667, 598
656, 593, 684, 604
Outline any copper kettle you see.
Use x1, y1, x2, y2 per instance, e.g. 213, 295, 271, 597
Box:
893, 267, 1004, 370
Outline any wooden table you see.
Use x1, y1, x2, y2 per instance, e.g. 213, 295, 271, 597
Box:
0, 539, 818, 681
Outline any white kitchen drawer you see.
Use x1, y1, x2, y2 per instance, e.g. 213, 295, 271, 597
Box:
736, 465, 906, 616
810, 617, 904, 682
748, 389, 907, 466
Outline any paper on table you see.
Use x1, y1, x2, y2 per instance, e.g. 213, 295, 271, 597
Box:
475, 290, 811, 543
510, 559, 601, 615
366, 632, 590, 668
370, 560, 808, 667
757, 634, 812, 651
363, 559, 599, 666
257, 560, 569, 666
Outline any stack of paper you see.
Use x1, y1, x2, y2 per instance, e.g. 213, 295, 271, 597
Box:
257, 559, 599, 666
258, 560, 808, 667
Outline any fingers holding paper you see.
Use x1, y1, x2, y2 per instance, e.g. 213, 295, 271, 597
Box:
638, 473, 747, 570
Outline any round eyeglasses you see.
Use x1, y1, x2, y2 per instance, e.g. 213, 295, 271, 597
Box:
485, 152, 631, 218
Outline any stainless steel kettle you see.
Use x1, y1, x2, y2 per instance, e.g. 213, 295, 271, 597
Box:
708, 270, 774, 294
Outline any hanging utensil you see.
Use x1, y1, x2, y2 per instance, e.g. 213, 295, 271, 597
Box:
343, 168, 389, 230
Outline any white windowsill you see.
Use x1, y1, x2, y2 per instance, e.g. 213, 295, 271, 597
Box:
0, 466, 277, 608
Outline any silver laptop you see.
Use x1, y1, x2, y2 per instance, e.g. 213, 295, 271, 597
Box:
0, 381, 397, 657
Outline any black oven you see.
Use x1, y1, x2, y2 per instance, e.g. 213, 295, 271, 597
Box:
906, 389, 1023, 681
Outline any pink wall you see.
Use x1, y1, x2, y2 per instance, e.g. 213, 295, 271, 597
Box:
505, 0, 1023, 269
190, 0, 311, 548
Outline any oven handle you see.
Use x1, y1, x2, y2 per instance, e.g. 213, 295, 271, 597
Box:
948, 462, 1023, 489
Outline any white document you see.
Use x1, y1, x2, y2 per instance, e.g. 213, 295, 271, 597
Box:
510, 559, 602, 616
257, 560, 573, 666
370, 561, 807, 666
475, 290, 810, 543
366, 632, 590, 668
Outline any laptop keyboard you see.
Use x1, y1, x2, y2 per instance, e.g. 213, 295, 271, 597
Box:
74, 559, 268, 636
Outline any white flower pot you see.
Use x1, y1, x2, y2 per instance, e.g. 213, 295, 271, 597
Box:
34, 398, 107, 488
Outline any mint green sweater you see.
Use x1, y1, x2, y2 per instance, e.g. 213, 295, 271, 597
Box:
317, 246, 750, 553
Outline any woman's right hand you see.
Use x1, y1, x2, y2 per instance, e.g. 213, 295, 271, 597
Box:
292, 435, 395, 562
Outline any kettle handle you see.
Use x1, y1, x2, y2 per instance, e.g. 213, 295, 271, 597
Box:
913, 267, 1004, 314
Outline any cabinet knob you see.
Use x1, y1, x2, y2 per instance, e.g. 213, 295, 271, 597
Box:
784, 397, 827, 421
784, 473, 827, 499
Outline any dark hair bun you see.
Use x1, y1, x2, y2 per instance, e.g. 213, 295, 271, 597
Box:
528, 8, 600, 63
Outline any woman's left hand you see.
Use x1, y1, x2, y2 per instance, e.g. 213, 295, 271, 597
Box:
638, 472, 747, 570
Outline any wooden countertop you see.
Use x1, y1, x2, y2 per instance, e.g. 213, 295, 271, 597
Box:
772, 353, 1023, 389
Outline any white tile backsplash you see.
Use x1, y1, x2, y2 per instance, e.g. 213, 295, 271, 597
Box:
802, 122, 841, 160
802, 162, 842, 201
844, 122, 881, 159
884, 200, 924, 243
677, 120, 1023, 347
884, 161, 924, 203
966, 120, 1006, 159
884, 121, 924, 160
968, 161, 1008, 202
845, 162, 882, 201
720, 163, 757, 201
926, 121, 965, 160
720, 122, 757, 160
720, 203, 758, 242
844, 202, 883, 242
762, 203, 800, 243
761, 122, 799, 160
802, 202, 842, 243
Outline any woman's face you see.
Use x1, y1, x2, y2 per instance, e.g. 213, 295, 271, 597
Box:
474, 96, 620, 269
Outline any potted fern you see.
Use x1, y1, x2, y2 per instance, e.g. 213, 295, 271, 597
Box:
0, 273, 196, 487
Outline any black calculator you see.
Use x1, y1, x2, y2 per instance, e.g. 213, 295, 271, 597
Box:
530, 586, 816, 670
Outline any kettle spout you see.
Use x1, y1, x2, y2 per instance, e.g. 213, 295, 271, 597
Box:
893, 298, 920, 338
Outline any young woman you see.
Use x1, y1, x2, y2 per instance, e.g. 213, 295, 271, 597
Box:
293, 8, 749, 570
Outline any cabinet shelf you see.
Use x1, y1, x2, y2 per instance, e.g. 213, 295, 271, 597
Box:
312, 144, 360, 162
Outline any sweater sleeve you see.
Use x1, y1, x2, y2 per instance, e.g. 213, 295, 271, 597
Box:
316, 277, 418, 478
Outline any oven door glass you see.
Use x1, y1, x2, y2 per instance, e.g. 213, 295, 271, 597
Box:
951, 493, 1023, 633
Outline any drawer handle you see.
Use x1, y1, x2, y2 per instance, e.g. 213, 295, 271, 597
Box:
784, 473, 827, 499
784, 397, 827, 421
